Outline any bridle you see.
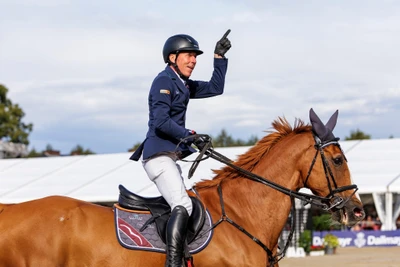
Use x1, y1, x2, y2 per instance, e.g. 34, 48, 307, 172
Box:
183, 134, 359, 266
188, 134, 358, 211
300, 136, 358, 211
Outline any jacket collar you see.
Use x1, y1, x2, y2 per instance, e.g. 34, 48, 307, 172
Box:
165, 65, 188, 94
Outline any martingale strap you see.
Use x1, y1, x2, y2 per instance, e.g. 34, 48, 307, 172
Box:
197, 183, 296, 267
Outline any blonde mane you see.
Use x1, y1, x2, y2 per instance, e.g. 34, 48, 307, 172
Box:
195, 117, 311, 189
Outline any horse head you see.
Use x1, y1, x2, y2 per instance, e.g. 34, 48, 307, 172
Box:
301, 108, 365, 227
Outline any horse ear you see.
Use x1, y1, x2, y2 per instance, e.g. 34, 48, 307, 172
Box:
309, 108, 338, 142
309, 108, 326, 138
325, 110, 339, 132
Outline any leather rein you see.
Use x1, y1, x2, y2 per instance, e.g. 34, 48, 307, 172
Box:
182, 134, 358, 266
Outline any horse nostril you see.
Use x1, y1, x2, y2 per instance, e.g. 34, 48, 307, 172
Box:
353, 207, 365, 220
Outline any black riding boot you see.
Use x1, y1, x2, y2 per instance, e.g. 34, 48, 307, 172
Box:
165, 205, 189, 267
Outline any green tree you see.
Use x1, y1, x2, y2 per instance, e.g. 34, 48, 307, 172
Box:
312, 213, 341, 231
127, 130, 259, 151
45, 144, 55, 151
26, 144, 60, 158
70, 145, 95, 155
345, 129, 371, 140
213, 129, 236, 147
128, 142, 142, 152
212, 129, 259, 147
26, 148, 43, 158
0, 84, 33, 145
299, 230, 312, 254
43, 143, 61, 156
245, 135, 259, 146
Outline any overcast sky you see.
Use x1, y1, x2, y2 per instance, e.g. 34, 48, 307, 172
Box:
1, 0, 399, 154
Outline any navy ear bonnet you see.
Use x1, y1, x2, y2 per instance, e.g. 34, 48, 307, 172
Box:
309, 108, 339, 143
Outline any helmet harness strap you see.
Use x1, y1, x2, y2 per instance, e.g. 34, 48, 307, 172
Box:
169, 52, 189, 81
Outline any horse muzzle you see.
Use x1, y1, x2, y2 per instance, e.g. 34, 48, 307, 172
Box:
331, 199, 365, 227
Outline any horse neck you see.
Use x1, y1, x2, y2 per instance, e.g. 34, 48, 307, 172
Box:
198, 134, 309, 248
0, 203, 9, 213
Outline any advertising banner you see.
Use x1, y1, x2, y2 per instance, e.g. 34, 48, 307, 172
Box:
313, 230, 400, 248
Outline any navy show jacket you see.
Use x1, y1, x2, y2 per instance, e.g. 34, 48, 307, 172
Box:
130, 58, 228, 161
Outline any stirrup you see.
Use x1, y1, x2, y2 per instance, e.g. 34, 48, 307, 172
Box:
184, 256, 194, 267
184, 240, 194, 267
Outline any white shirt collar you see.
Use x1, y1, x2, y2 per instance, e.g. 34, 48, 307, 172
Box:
170, 66, 186, 86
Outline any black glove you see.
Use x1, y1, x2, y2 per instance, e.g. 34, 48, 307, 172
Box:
193, 135, 210, 151
214, 29, 232, 57
182, 129, 196, 145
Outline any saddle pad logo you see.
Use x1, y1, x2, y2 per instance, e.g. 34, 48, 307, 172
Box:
160, 89, 170, 94
114, 207, 213, 254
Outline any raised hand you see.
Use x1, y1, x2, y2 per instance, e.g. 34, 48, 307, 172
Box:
214, 29, 232, 57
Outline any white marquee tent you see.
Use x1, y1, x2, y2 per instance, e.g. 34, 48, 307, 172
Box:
1, 138, 400, 229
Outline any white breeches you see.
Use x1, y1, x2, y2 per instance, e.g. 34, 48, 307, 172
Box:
142, 155, 193, 216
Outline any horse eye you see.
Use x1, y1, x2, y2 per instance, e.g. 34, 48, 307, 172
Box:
333, 156, 343, 166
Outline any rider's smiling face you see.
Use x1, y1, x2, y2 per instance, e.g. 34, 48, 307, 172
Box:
169, 52, 197, 78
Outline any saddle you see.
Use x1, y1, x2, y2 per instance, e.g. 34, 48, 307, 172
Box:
118, 185, 206, 244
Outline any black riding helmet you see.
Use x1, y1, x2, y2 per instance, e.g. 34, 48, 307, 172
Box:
162, 34, 203, 64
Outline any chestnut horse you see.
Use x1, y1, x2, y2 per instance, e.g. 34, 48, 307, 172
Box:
0, 109, 365, 267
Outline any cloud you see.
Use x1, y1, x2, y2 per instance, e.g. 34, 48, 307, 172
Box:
1, 0, 400, 153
